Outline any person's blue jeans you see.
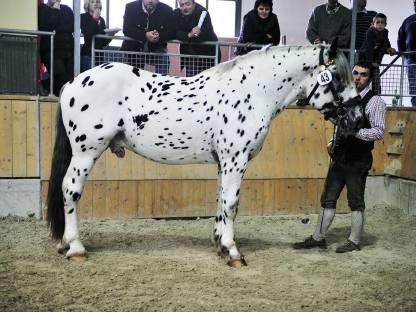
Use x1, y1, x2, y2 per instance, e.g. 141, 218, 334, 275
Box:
81, 55, 92, 72
407, 63, 416, 107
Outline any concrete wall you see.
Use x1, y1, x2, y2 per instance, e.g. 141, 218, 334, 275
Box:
0, 0, 37, 30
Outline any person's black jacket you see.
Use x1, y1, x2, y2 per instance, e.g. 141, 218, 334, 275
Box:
121, 0, 175, 52
361, 27, 391, 64
53, 4, 74, 59
81, 12, 111, 57
38, 3, 59, 64
173, 3, 218, 57
237, 9, 280, 55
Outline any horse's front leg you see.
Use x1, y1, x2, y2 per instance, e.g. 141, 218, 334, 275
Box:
213, 155, 248, 267
60, 156, 94, 260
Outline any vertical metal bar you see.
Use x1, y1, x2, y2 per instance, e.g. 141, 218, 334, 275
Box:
50, 34, 54, 96
349, 0, 357, 67
91, 35, 96, 68
235, 0, 242, 37
106, 0, 110, 27
35, 96, 41, 177
399, 56, 405, 106
215, 42, 219, 65
74, 0, 81, 76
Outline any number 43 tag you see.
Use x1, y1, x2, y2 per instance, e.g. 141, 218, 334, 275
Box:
317, 70, 333, 86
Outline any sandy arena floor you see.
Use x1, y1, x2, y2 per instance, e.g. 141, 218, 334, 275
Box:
1, 204, 415, 312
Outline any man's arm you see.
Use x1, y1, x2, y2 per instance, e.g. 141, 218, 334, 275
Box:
397, 21, 406, 52
306, 9, 319, 44
122, 3, 146, 42
355, 96, 386, 141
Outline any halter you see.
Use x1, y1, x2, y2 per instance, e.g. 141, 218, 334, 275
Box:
297, 47, 361, 122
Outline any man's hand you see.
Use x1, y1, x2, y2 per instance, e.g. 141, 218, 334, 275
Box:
387, 47, 397, 56
314, 37, 322, 44
189, 26, 201, 38
327, 141, 333, 156
146, 30, 160, 43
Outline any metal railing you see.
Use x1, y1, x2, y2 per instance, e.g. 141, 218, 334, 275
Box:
0, 27, 415, 106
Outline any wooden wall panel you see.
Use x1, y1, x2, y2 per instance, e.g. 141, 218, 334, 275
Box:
12, 101, 27, 176
41, 179, 349, 219
26, 101, 37, 176
0, 100, 13, 176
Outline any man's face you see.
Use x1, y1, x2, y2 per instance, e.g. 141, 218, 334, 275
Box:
179, 0, 195, 16
257, 4, 271, 19
143, 0, 158, 12
327, 0, 338, 7
352, 65, 370, 92
357, 0, 366, 10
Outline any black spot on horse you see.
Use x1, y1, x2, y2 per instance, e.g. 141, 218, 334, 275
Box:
103, 64, 114, 69
81, 104, 89, 112
81, 76, 90, 87
94, 124, 103, 129
133, 114, 149, 128
146, 82, 152, 90
69, 97, 75, 107
118, 119, 124, 127
72, 192, 80, 202
132, 67, 140, 77
88, 81, 94, 86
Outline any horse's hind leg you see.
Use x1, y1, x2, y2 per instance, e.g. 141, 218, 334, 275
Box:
60, 155, 95, 259
213, 155, 248, 267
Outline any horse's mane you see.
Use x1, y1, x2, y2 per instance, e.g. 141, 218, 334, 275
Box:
205, 45, 353, 85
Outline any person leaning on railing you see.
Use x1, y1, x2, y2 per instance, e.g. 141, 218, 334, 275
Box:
120, 0, 175, 75
173, 0, 220, 77
81, 0, 119, 72
398, 0, 416, 107
235, 0, 280, 56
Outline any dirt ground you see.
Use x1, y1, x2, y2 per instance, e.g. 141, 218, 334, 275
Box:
0, 204, 415, 312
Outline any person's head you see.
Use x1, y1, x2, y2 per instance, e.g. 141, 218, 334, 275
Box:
327, 0, 338, 8
143, 0, 159, 12
372, 13, 387, 31
356, 0, 367, 11
178, 0, 196, 16
47, 0, 60, 6
84, 0, 102, 13
254, 0, 273, 19
353, 61, 374, 91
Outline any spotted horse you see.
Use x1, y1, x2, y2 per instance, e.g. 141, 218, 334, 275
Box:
47, 41, 364, 267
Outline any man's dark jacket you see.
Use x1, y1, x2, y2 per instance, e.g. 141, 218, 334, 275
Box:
173, 3, 219, 57
121, 0, 175, 52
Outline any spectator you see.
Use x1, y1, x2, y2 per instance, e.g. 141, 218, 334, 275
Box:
45, 0, 74, 96
121, 0, 175, 75
38, 0, 59, 94
236, 0, 280, 56
354, 0, 377, 51
294, 61, 386, 253
81, 0, 119, 72
306, 0, 351, 49
174, 0, 220, 76
398, 0, 416, 107
361, 13, 396, 94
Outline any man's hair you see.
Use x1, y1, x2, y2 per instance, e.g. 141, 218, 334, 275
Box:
254, 0, 273, 11
373, 13, 387, 23
354, 60, 374, 80
84, 0, 102, 12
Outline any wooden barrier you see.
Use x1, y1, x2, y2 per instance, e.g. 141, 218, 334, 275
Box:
1, 95, 414, 218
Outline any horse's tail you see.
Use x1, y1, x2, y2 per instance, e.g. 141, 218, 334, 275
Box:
47, 97, 72, 240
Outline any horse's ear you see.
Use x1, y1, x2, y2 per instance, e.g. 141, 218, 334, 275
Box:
328, 37, 338, 59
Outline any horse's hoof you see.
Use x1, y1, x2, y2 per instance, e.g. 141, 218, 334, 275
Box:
56, 242, 69, 254
66, 253, 87, 262
227, 255, 247, 268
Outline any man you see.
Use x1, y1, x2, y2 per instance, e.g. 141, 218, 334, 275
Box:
354, 0, 377, 51
174, 0, 220, 77
293, 61, 386, 253
398, 0, 416, 107
121, 0, 175, 75
40, 0, 74, 96
306, 0, 351, 49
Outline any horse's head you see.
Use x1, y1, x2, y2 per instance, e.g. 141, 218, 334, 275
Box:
298, 39, 364, 136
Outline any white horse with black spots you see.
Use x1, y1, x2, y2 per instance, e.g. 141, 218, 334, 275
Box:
47, 41, 363, 267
